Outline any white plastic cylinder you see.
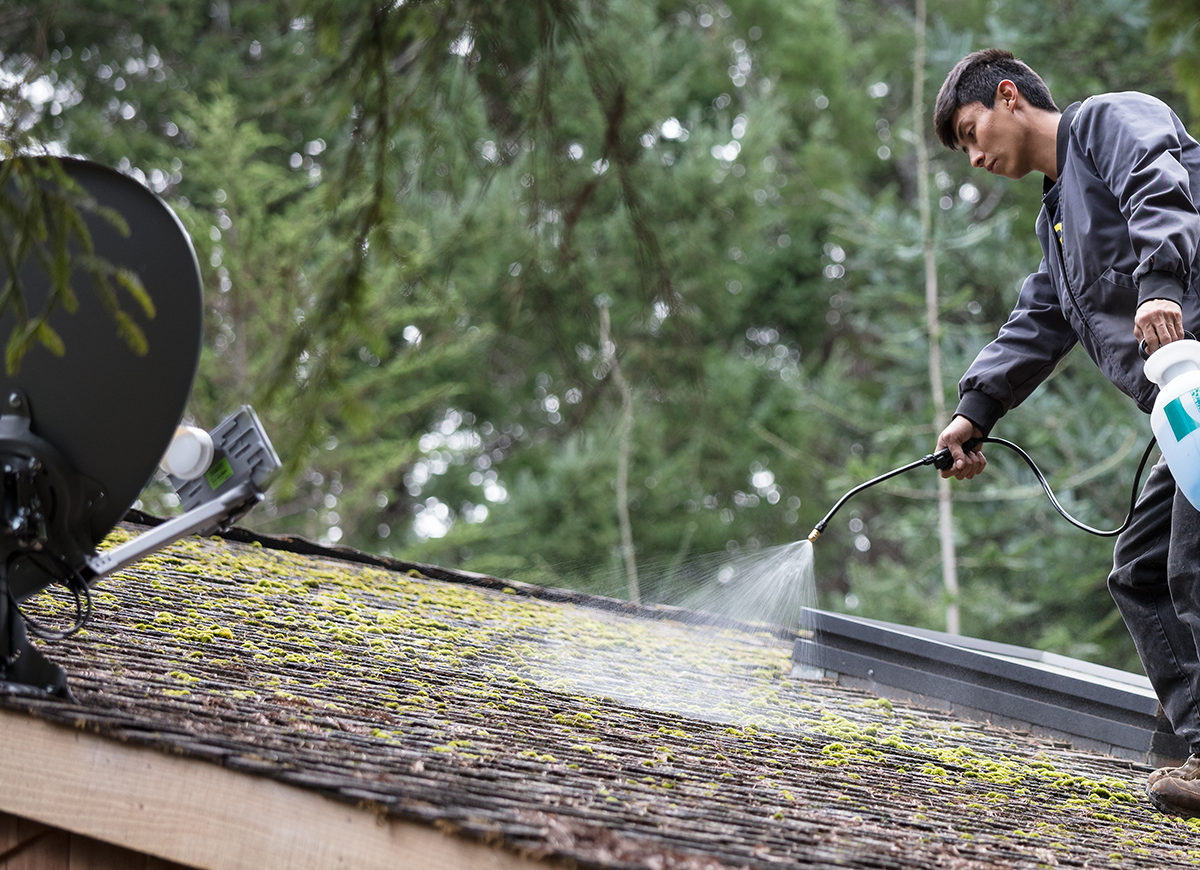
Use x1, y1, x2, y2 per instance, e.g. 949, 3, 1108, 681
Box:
160, 425, 215, 481
1145, 339, 1200, 510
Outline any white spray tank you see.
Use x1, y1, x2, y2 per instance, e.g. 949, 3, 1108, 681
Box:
1145, 338, 1200, 510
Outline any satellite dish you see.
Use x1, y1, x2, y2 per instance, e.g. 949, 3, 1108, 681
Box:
0, 158, 203, 601
0, 158, 278, 697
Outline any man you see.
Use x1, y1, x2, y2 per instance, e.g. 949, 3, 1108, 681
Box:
932, 48, 1200, 816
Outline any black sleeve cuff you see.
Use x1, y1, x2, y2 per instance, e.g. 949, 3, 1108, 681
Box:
954, 390, 1005, 437
1138, 271, 1186, 308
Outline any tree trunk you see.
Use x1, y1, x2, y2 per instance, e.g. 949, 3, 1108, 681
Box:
913, 0, 960, 634
598, 304, 640, 604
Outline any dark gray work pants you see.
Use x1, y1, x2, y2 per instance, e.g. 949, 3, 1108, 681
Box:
1109, 456, 1200, 754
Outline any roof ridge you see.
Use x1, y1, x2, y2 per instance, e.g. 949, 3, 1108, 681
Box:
121, 510, 800, 642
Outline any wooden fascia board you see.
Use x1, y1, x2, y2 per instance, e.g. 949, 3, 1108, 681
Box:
0, 709, 545, 870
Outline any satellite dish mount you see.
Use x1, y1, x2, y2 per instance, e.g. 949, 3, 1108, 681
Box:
0, 158, 280, 699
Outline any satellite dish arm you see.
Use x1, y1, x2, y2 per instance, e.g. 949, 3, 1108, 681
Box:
82, 483, 261, 584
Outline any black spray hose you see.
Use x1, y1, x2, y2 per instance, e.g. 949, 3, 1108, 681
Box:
806, 435, 1160, 543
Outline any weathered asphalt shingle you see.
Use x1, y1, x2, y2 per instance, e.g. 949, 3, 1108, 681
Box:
6, 524, 1200, 868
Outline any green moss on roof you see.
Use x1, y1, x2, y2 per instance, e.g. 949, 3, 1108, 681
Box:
8, 526, 1200, 868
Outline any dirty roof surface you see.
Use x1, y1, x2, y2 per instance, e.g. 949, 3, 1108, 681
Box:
7, 525, 1200, 869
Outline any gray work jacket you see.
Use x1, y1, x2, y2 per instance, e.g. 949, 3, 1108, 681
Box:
956, 92, 1200, 434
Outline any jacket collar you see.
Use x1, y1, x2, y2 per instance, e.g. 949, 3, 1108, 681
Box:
1043, 101, 1082, 198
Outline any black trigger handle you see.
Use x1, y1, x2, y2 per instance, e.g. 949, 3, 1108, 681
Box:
929, 437, 983, 471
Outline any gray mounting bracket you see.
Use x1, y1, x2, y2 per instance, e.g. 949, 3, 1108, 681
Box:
84, 406, 280, 585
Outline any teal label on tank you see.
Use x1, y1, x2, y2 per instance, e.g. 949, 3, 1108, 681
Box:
1166, 392, 1200, 442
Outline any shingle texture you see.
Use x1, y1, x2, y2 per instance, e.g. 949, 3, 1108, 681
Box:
6, 525, 1200, 869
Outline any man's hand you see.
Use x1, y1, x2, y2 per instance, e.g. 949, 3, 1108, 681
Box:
936, 415, 986, 480
1135, 298, 1185, 354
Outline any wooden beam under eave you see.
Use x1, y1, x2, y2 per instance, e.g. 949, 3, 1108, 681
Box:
0, 809, 193, 870
0, 709, 549, 870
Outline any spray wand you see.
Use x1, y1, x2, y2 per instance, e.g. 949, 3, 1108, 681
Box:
806, 435, 1159, 543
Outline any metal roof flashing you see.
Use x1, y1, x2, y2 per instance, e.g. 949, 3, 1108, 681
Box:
792, 607, 1188, 766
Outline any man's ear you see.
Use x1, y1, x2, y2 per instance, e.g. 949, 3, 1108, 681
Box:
996, 79, 1019, 111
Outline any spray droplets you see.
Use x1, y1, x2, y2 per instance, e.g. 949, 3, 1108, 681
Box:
666, 540, 817, 629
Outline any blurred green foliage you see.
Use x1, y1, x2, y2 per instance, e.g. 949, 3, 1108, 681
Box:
2, 0, 1197, 670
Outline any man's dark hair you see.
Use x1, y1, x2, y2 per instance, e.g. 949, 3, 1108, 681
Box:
934, 49, 1058, 149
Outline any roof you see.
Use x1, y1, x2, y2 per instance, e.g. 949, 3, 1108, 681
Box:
3, 522, 1200, 869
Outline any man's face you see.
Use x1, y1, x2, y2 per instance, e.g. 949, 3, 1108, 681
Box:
951, 99, 1034, 180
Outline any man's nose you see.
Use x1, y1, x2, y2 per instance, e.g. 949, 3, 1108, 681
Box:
967, 145, 985, 168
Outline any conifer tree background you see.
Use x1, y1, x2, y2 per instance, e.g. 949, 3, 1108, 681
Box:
3, 0, 1198, 669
